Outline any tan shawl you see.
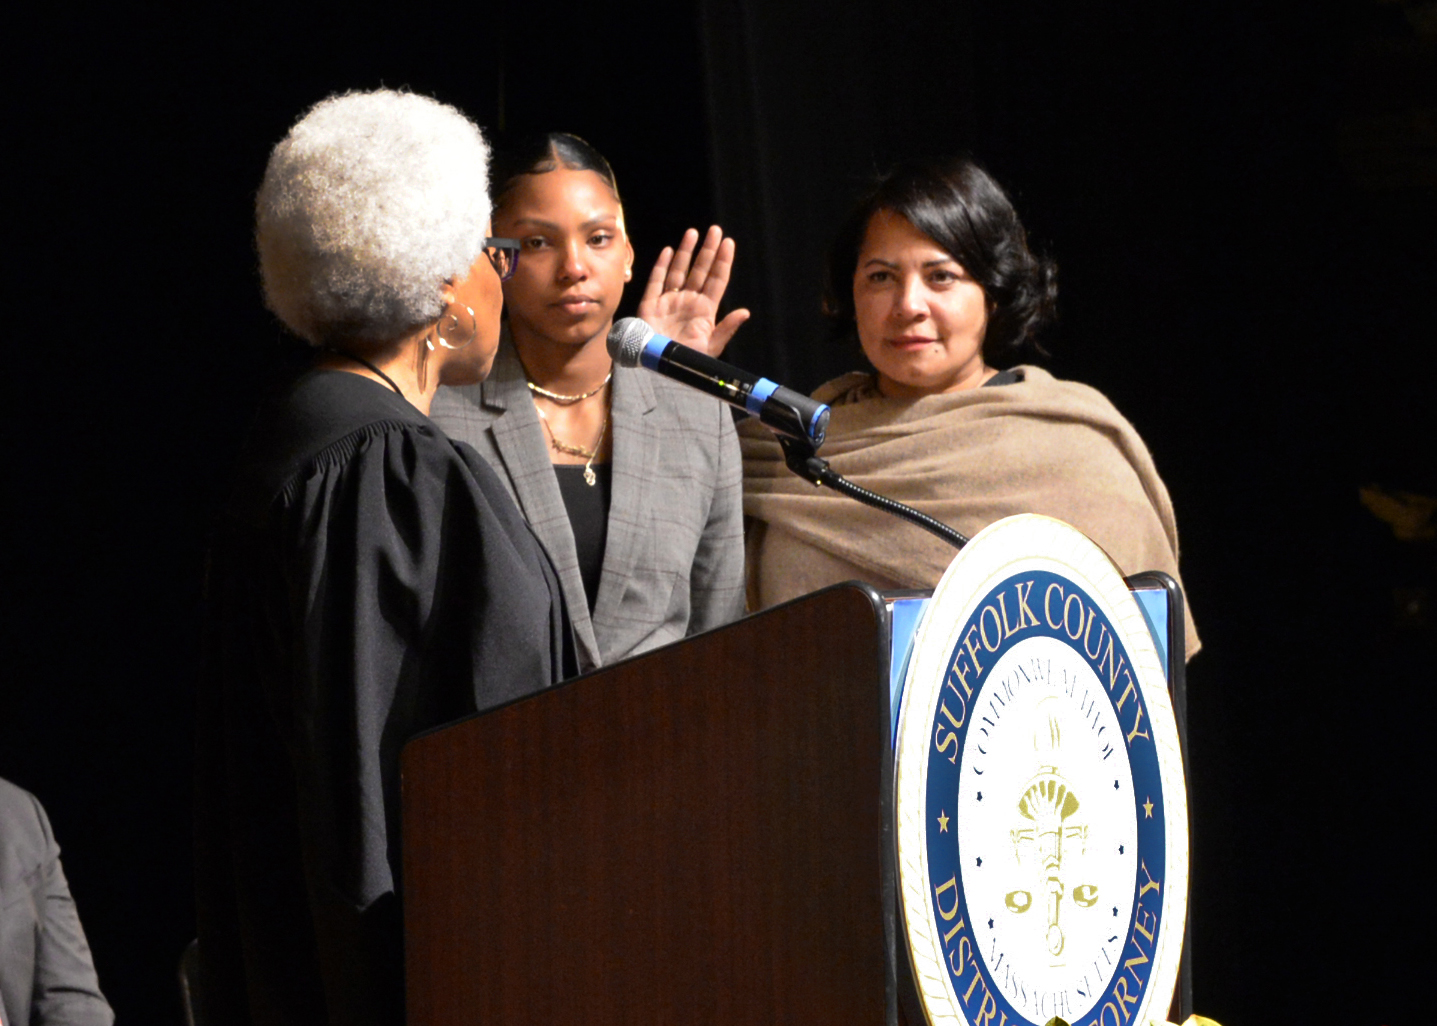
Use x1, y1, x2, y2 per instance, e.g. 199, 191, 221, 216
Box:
741, 366, 1200, 657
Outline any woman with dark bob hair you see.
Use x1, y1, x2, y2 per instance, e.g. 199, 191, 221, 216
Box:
194, 90, 572, 1025
741, 157, 1198, 655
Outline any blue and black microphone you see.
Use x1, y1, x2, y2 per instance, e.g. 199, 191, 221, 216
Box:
606, 317, 829, 448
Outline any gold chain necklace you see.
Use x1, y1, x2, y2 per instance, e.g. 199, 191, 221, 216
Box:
526, 372, 612, 405
536, 406, 609, 486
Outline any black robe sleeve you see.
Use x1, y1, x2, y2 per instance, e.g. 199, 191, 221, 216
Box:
197, 401, 569, 1026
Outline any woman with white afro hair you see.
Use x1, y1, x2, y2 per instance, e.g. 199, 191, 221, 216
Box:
257, 88, 495, 351
195, 89, 573, 1026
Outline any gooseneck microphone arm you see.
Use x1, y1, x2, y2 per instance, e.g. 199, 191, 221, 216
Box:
776, 436, 969, 552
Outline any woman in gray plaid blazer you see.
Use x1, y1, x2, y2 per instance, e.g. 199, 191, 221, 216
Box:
432, 134, 748, 672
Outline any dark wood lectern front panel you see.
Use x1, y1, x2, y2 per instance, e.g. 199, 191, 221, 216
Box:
402, 585, 890, 1025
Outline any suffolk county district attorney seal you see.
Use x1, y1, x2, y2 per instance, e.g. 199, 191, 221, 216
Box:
894, 515, 1188, 1026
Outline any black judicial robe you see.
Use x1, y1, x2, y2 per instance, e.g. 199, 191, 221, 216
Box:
194, 371, 571, 1026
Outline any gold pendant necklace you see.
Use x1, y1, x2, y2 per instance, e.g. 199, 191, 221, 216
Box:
536, 407, 609, 486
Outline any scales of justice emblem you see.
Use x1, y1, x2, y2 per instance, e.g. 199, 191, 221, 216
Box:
894, 516, 1188, 1026
1005, 699, 1105, 959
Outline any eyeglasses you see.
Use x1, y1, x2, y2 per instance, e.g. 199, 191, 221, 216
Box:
484, 237, 520, 282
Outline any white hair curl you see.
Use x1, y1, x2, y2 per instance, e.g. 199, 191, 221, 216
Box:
256, 89, 492, 346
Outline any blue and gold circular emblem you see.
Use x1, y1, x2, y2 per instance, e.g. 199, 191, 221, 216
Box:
895, 516, 1187, 1026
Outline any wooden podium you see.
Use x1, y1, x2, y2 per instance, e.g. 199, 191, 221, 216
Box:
402, 584, 901, 1025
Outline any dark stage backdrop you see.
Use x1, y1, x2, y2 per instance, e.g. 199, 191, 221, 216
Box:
700, 2, 1434, 1024
3, 2, 1430, 1023
1, 5, 714, 1022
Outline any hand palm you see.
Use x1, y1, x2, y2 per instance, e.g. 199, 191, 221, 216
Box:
642, 290, 720, 350
635, 225, 750, 358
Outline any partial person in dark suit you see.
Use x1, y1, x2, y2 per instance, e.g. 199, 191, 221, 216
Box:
195, 89, 572, 1026
0, 778, 113, 1026
432, 134, 749, 671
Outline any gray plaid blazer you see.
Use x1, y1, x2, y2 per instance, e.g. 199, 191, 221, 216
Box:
432, 339, 745, 672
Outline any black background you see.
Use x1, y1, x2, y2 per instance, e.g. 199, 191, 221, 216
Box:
3, 1, 1431, 1023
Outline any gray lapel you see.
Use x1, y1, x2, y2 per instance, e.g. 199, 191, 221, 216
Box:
482, 341, 603, 670
592, 365, 659, 637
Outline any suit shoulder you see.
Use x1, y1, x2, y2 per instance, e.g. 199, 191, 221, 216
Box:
648, 373, 731, 430
0, 778, 50, 869
0, 777, 41, 822
431, 381, 489, 423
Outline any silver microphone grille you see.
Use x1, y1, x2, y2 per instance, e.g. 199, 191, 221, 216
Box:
607, 317, 655, 368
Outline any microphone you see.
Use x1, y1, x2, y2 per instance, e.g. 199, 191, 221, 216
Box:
607, 318, 830, 447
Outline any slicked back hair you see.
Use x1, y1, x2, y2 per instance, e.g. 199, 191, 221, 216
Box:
491, 132, 621, 207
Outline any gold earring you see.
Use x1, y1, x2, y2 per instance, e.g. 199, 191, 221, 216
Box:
434, 306, 478, 350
